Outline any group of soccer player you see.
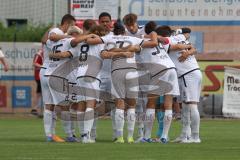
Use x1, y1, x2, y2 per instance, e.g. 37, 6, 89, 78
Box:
39, 12, 202, 144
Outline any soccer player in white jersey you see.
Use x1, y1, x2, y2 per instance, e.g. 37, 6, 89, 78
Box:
50, 24, 108, 143
168, 28, 202, 143
122, 15, 169, 141
86, 22, 158, 143
97, 12, 116, 141
131, 22, 192, 143
47, 26, 94, 142
41, 14, 76, 142
122, 13, 146, 140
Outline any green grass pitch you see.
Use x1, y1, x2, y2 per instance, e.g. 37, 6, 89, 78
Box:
0, 117, 239, 160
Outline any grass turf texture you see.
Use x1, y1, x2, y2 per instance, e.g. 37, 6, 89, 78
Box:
0, 117, 239, 160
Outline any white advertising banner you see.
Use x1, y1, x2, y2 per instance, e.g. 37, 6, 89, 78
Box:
71, 0, 118, 20
223, 67, 240, 118
121, 0, 240, 22
0, 42, 41, 77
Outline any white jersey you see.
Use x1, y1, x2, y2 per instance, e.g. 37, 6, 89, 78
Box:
140, 42, 175, 69
101, 34, 144, 71
41, 44, 51, 69
69, 43, 104, 81
168, 34, 200, 77
43, 27, 65, 70
125, 25, 145, 38
100, 32, 113, 78
45, 38, 73, 76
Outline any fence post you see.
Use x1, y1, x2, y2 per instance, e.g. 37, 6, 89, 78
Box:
212, 94, 215, 118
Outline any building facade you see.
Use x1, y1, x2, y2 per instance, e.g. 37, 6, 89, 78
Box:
0, 0, 69, 27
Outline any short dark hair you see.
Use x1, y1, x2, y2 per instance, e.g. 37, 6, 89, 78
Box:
113, 22, 125, 35
145, 21, 157, 34
83, 19, 97, 31
181, 27, 191, 34
61, 14, 76, 25
123, 13, 137, 26
155, 25, 172, 37
99, 12, 111, 20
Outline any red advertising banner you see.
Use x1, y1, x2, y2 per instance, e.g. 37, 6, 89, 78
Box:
0, 86, 7, 107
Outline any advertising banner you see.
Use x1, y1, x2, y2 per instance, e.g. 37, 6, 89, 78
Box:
223, 67, 240, 118
121, 0, 240, 25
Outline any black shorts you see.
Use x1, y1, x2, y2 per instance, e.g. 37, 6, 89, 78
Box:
36, 80, 41, 93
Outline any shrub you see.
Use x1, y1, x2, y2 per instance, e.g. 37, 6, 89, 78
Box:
0, 23, 50, 42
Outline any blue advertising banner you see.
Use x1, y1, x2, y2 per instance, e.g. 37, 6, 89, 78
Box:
12, 86, 31, 108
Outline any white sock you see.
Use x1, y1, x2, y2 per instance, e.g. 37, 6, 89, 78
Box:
190, 104, 200, 139
136, 112, 144, 138
61, 111, 72, 137
51, 111, 56, 135
111, 108, 117, 139
83, 108, 94, 135
91, 118, 97, 139
115, 109, 125, 137
43, 109, 53, 137
181, 103, 191, 139
144, 108, 155, 139
70, 109, 76, 136
161, 109, 173, 139
127, 108, 136, 138
77, 111, 84, 136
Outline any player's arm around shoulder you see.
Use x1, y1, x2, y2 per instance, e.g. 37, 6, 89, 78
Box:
85, 34, 104, 45
49, 33, 70, 42
100, 50, 134, 59
70, 34, 98, 47
169, 43, 192, 52
49, 51, 72, 59
141, 31, 158, 48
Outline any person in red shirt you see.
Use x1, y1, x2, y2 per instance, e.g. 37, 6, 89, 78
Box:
31, 48, 43, 116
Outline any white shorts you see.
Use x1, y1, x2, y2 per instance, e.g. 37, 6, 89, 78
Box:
76, 77, 100, 102
40, 68, 54, 105
178, 69, 202, 102
67, 69, 78, 84
99, 76, 112, 102
157, 68, 180, 96
48, 76, 70, 106
100, 76, 111, 93
111, 69, 139, 99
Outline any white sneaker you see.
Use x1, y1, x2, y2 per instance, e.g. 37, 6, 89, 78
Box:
190, 138, 201, 143
180, 137, 192, 143
82, 137, 95, 143
81, 133, 96, 143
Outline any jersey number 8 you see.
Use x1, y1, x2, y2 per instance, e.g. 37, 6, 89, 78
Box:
79, 44, 89, 62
